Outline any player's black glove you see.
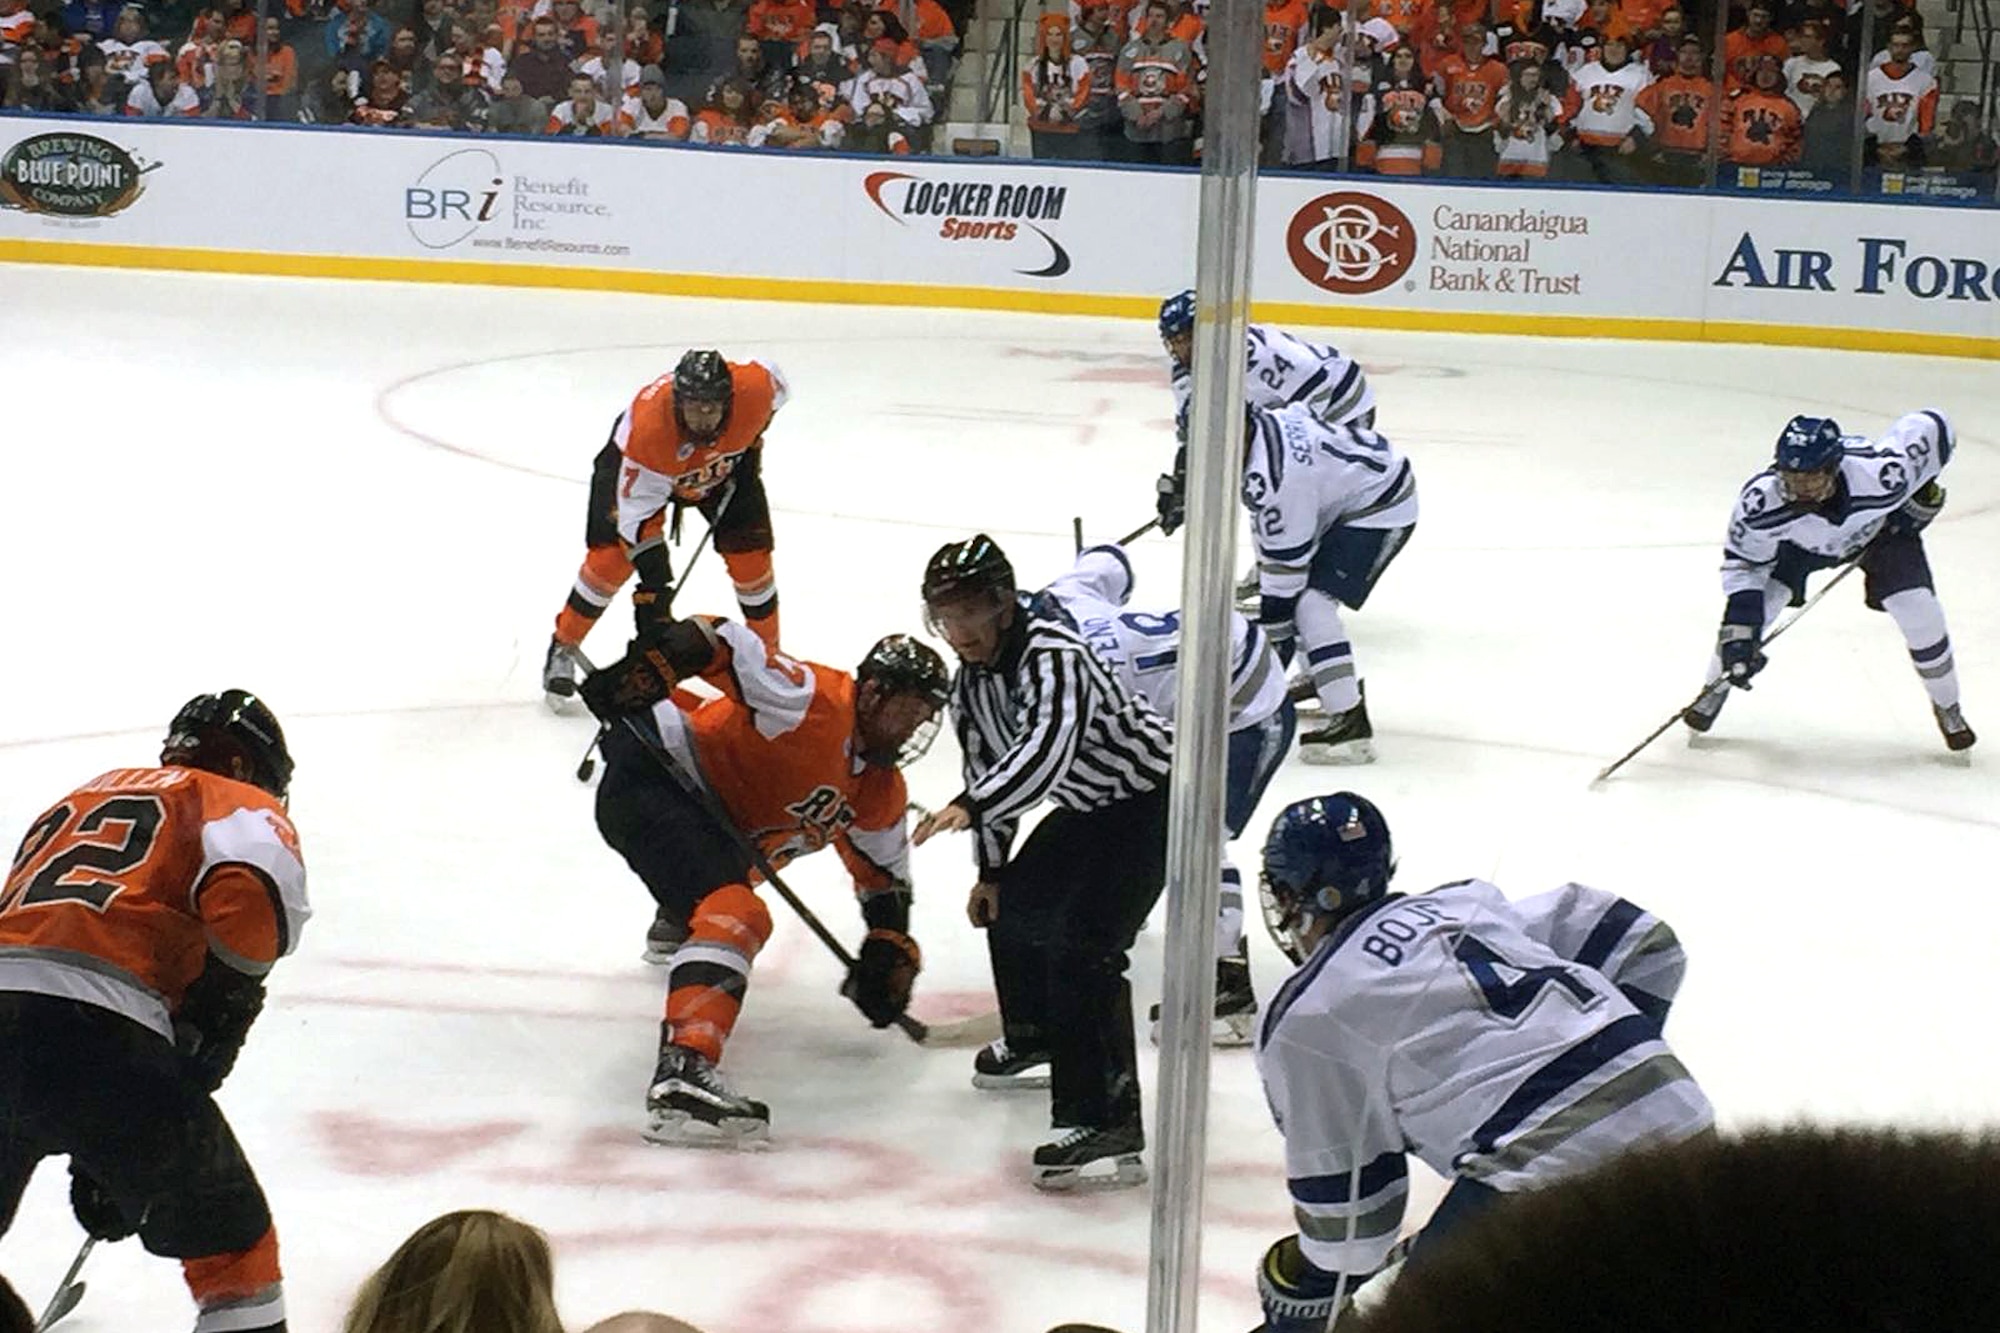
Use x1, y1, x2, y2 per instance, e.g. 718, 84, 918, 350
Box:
579, 640, 680, 718
175, 956, 267, 1092
1887, 479, 1946, 537
1156, 471, 1186, 536
69, 1165, 137, 1243
631, 584, 676, 640
845, 928, 921, 1028
1718, 622, 1766, 689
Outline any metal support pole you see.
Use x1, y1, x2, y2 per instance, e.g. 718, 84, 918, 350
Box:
1143, 0, 1261, 1331
1848, 0, 1879, 194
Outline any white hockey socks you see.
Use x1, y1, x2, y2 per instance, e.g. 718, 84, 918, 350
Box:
1881, 588, 1960, 708
1216, 863, 1246, 961
1296, 593, 1361, 714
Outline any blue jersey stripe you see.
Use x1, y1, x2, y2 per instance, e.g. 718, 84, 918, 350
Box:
1470, 1013, 1660, 1155
1924, 411, 1953, 465
1290, 1151, 1406, 1204
1575, 898, 1643, 971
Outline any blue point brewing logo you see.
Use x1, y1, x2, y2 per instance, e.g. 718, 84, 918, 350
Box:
405, 148, 503, 249
0, 133, 154, 217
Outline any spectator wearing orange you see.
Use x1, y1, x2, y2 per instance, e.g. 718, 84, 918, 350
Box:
343, 1210, 703, 1333
1493, 0, 1568, 95
858, 10, 921, 83
1165, 0, 1202, 47
262, 15, 299, 115
1863, 24, 1936, 163
849, 35, 931, 131
1371, 0, 1434, 39
621, 63, 691, 135
1022, 11, 1092, 158
887, 0, 958, 86
1357, 42, 1440, 172
1261, 0, 1308, 75
752, 72, 846, 144
1634, 33, 1712, 183
626, 7, 665, 64
1494, 56, 1566, 175
174, 7, 225, 92
1723, 52, 1801, 166
1619, 0, 1671, 40
1723, 0, 1786, 90
1564, 30, 1650, 181
747, 0, 812, 71
1435, 20, 1508, 175
691, 73, 758, 141
1573, 0, 1630, 48
1116, 0, 1194, 164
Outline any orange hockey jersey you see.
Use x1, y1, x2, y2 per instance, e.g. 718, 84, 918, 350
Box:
613, 359, 789, 549
0, 766, 309, 1041
651, 620, 912, 902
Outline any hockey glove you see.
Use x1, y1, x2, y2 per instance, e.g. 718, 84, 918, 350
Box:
174, 954, 267, 1092
846, 928, 921, 1028
1156, 471, 1187, 537
69, 1164, 137, 1243
1887, 479, 1946, 537
580, 640, 681, 717
631, 583, 676, 640
1718, 622, 1767, 689
1257, 1235, 1358, 1333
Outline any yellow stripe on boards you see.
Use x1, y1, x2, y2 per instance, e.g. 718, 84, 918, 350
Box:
3, 237, 1995, 361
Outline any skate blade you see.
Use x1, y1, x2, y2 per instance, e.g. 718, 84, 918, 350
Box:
640, 944, 679, 966
972, 1069, 1052, 1091
642, 1108, 770, 1149
1147, 1012, 1258, 1047
1032, 1153, 1147, 1192
1300, 738, 1375, 766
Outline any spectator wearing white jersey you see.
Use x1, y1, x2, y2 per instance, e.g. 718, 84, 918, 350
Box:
621, 63, 692, 137
1563, 31, 1651, 182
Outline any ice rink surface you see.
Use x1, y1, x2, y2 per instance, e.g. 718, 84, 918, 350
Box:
3, 262, 1999, 1332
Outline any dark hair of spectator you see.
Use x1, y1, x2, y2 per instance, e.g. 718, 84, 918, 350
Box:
708, 75, 756, 123
1346, 1126, 2000, 1333
0, 1274, 31, 1333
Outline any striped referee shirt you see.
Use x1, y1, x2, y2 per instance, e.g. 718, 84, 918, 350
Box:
951, 592, 1175, 876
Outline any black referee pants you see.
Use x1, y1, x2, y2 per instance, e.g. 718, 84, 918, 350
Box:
989, 785, 1171, 1133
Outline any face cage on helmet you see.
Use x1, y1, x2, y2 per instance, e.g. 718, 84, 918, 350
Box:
1776, 465, 1839, 504
1258, 872, 1314, 966
897, 711, 943, 767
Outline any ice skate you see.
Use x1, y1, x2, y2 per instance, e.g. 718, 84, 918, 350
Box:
1299, 688, 1373, 765
972, 1037, 1052, 1090
642, 905, 688, 965
1149, 946, 1258, 1047
543, 638, 582, 714
1031, 1124, 1147, 1192
1935, 703, 1977, 753
643, 1043, 770, 1148
1681, 681, 1729, 736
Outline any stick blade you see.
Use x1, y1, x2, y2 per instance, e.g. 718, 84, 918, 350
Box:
913, 1009, 1002, 1048
36, 1280, 85, 1333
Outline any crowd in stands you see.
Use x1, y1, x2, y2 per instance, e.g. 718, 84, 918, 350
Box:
0, 0, 961, 149
1018, 0, 1998, 187
1, 0, 1994, 185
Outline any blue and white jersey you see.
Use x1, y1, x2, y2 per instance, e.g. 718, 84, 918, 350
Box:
1044, 545, 1287, 732
1254, 879, 1713, 1279
1173, 325, 1377, 431
1722, 410, 1952, 600
1244, 404, 1419, 605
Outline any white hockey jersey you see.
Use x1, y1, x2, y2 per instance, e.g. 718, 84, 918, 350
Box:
1721, 409, 1952, 600
1045, 545, 1287, 731
1256, 879, 1714, 1279
1173, 324, 1377, 436
1244, 404, 1418, 605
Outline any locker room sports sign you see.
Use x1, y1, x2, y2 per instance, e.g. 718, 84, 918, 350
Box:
862, 169, 1075, 278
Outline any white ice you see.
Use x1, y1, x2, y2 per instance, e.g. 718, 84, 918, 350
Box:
3, 262, 1998, 1333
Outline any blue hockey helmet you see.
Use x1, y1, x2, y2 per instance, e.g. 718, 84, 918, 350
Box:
1774, 415, 1843, 473
1158, 289, 1196, 345
1259, 792, 1395, 962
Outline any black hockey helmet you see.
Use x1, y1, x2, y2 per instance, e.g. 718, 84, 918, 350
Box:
1259, 792, 1395, 963
162, 689, 294, 801
855, 634, 950, 765
920, 534, 1014, 608
672, 349, 733, 441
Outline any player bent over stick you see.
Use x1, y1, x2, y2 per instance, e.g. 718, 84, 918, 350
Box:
1683, 411, 1974, 751
1045, 543, 1295, 1046
544, 351, 790, 710
1251, 792, 1713, 1332
579, 618, 949, 1145
0, 692, 307, 1333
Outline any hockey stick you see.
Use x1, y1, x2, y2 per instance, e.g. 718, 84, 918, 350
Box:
575, 649, 933, 1045
1591, 557, 1863, 787
576, 480, 739, 783
32, 1237, 94, 1332
1072, 516, 1084, 555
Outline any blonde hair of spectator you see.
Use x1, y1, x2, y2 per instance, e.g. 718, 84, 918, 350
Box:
342, 1209, 563, 1333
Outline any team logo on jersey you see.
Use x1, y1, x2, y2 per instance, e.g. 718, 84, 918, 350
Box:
0, 133, 155, 218
773, 785, 856, 860
1285, 192, 1417, 296
862, 171, 1073, 278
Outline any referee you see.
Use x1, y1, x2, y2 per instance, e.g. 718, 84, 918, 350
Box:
912, 534, 1174, 1191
